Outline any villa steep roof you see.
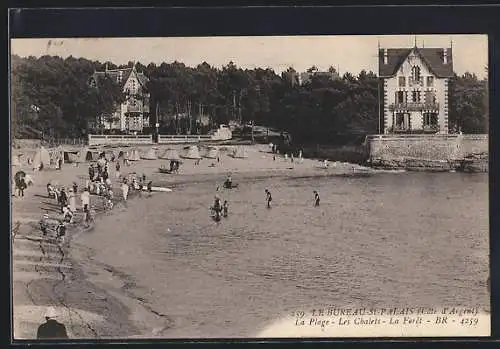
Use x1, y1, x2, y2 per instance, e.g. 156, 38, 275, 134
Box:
379, 47, 454, 78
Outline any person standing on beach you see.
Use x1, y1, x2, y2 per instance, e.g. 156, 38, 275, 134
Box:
115, 161, 121, 179
59, 188, 68, 213
72, 182, 78, 195
17, 178, 27, 198
88, 164, 94, 182
81, 188, 90, 225
68, 188, 77, 213
222, 200, 229, 217
313, 190, 320, 207
265, 189, 272, 208
121, 179, 129, 202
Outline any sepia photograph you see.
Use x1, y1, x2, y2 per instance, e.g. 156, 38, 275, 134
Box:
10, 34, 489, 339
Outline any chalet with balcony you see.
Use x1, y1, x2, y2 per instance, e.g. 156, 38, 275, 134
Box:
88, 63, 150, 132
379, 45, 453, 134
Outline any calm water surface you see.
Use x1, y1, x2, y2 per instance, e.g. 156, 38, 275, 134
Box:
82, 172, 489, 338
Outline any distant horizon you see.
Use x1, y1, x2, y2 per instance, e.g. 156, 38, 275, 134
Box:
10, 35, 488, 79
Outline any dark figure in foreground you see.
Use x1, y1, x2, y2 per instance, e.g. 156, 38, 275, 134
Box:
222, 200, 229, 217
265, 189, 272, 208
36, 308, 68, 339
313, 190, 320, 207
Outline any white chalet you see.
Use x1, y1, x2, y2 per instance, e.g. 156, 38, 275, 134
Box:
379, 45, 454, 134
88, 63, 150, 132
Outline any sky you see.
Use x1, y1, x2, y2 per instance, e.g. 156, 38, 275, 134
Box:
10, 35, 488, 78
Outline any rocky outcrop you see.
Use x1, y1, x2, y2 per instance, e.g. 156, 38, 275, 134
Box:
369, 153, 488, 173
370, 158, 454, 172
458, 152, 488, 173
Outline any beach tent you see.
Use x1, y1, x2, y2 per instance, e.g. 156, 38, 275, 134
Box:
33, 146, 51, 170
64, 151, 79, 163
205, 147, 219, 159
232, 146, 248, 159
160, 148, 180, 160
103, 150, 117, 161
129, 149, 141, 161
182, 145, 202, 159
11, 153, 21, 166
85, 150, 101, 161
54, 146, 65, 164
141, 148, 158, 160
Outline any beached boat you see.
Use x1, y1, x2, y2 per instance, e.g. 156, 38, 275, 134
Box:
141, 186, 172, 193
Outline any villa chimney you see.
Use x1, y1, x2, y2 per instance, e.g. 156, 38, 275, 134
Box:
443, 48, 448, 64
383, 49, 388, 64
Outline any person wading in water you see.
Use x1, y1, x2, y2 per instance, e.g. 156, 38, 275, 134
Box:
265, 189, 272, 208
313, 190, 320, 207
212, 195, 222, 221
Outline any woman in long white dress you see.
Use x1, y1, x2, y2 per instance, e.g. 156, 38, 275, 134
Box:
68, 188, 77, 212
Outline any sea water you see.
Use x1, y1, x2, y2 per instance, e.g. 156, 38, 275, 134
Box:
75, 172, 489, 338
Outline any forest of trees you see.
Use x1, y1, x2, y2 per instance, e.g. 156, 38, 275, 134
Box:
10, 54, 489, 144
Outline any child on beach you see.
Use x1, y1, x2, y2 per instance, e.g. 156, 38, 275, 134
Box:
265, 189, 272, 208
121, 180, 129, 201
222, 200, 229, 217
62, 205, 74, 223
81, 188, 90, 225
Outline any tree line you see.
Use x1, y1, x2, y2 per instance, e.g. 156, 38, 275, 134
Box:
10, 54, 488, 144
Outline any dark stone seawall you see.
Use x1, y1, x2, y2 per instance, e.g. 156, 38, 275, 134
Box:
366, 134, 488, 173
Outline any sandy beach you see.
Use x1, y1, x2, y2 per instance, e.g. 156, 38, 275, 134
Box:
12, 143, 375, 339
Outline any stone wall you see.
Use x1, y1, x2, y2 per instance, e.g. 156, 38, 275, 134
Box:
366, 134, 488, 171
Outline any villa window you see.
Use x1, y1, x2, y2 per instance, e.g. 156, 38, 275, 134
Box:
412, 91, 421, 103
399, 76, 406, 87
427, 76, 434, 87
395, 113, 409, 130
424, 91, 436, 105
423, 113, 438, 127
396, 91, 405, 104
411, 66, 421, 81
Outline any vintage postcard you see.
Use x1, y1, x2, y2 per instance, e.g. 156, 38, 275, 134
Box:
10, 34, 489, 340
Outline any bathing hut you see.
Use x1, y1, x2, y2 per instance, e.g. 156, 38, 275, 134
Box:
11, 153, 21, 166
205, 147, 219, 159
232, 146, 248, 159
141, 148, 158, 160
160, 148, 180, 160
103, 150, 116, 161
182, 145, 202, 159
33, 146, 51, 170
85, 149, 101, 161
64, 151, 80, 163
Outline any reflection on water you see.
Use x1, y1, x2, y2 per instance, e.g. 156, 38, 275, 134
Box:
84, 172, 489, 338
